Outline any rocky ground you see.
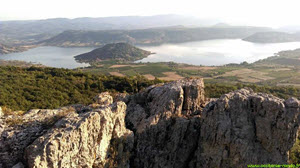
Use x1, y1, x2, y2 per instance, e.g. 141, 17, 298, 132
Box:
0, 78, 299, 168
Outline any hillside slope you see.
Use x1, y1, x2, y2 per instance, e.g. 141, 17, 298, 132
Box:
1, 79, 299, 167
243, 31, 300, 43
74, 43, 152, 63
41, 26, 271, 47
0, 43, 26, 54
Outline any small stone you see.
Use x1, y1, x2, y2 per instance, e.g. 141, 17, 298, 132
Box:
12, 162, 24, 168
94, 92, 113, 106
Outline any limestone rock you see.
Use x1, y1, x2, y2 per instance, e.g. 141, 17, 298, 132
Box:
0, 107, 3, 117
94, 92, 113, 106
126, 78, 205, 167
25, 101, 133, 168
193, 89, 300, 167
1, 79, 300, 168
126, 78, 205, 133
0, 108, 75, 168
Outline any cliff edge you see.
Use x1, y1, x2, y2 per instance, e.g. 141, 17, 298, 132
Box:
0, 78, 299, 168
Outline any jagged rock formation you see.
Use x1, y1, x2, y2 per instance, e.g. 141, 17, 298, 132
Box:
0, 107, 76, 168
24, 94, 133, 168
126, 80, 300, 167
194, 89, 300, 167
125, 78, 205, 167
0, 78, 299, 168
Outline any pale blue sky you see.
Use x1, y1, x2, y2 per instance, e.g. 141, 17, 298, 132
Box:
1, 0, 300, 27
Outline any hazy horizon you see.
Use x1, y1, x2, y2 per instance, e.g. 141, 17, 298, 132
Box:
1, 0, 300, 28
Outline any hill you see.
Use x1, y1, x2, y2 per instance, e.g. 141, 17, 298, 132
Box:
254, 48, 300, 66
74, 43, 152, 63
0, 15, 220, 45
41, 26, 271, 47
243, 31, 300, 43
0, 43, 24, 54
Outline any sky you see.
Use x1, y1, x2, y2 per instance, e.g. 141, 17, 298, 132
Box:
1, 0, 300, 27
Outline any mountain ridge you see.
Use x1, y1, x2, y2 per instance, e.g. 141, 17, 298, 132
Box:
41, 26, 271, 47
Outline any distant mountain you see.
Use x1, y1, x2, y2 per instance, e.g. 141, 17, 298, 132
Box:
74, 43, 152, 63
212, 23, 231, 28
0, 15, 220, 44
243, 32, 300, 43
41, 26, 271, 47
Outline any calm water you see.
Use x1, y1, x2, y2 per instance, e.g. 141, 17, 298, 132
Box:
1, 39, 300, 68
0, 46, 95, 68
137, 39, 300, 66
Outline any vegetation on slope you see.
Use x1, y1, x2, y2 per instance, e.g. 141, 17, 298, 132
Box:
75, 43, 152, 63
0, 66, 162, 111
41, 26, 271, 47
0, 43, 28, 54
254, 48, 300, 67
243, 31, 300, 43
0, 66, 300, 112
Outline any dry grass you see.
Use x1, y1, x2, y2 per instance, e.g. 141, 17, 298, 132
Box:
143, 74, 156, 80
159, 72, 184, 81
271, 68, 292, 72
1, 106, 25, 116
109, 64, 145, 68
277, 83, 300, 87
179, 66, 217, 71
217, 68, 274, 83
109, 72, 126, 77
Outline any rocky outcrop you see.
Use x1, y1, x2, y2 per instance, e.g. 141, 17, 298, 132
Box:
125, 78, 206, 167
125, 80, 300, 168
193, 89, 300, 167
0, 78, 300, 168
0, 107, 76, 168
24, 96, 133, 168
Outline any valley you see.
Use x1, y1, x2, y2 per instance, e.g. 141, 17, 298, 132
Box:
1, 9, 300, 167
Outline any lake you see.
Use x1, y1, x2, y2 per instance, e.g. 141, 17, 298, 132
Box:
137, 39, 300, 66
1, 39, 300, 68
0, 46, 95, 68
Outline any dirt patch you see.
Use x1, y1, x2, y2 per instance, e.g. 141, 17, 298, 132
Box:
109, 72, 125, 77
179, 66, 217, 71
159, 72, 184, 81
271, 68, 292, 71
217, 68, 274, 83
109, 64, 145, 68
277, 83, 300, 87
143, 74, 156, 80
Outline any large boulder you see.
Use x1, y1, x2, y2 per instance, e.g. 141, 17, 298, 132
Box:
126, 78, 206, 167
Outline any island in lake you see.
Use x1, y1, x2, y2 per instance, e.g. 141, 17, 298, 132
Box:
74, 43, 153, 63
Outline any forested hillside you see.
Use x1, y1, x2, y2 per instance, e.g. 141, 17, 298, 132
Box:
41, 26, 271, 47
0, 66, 299, 111
0, 67, 161, 111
